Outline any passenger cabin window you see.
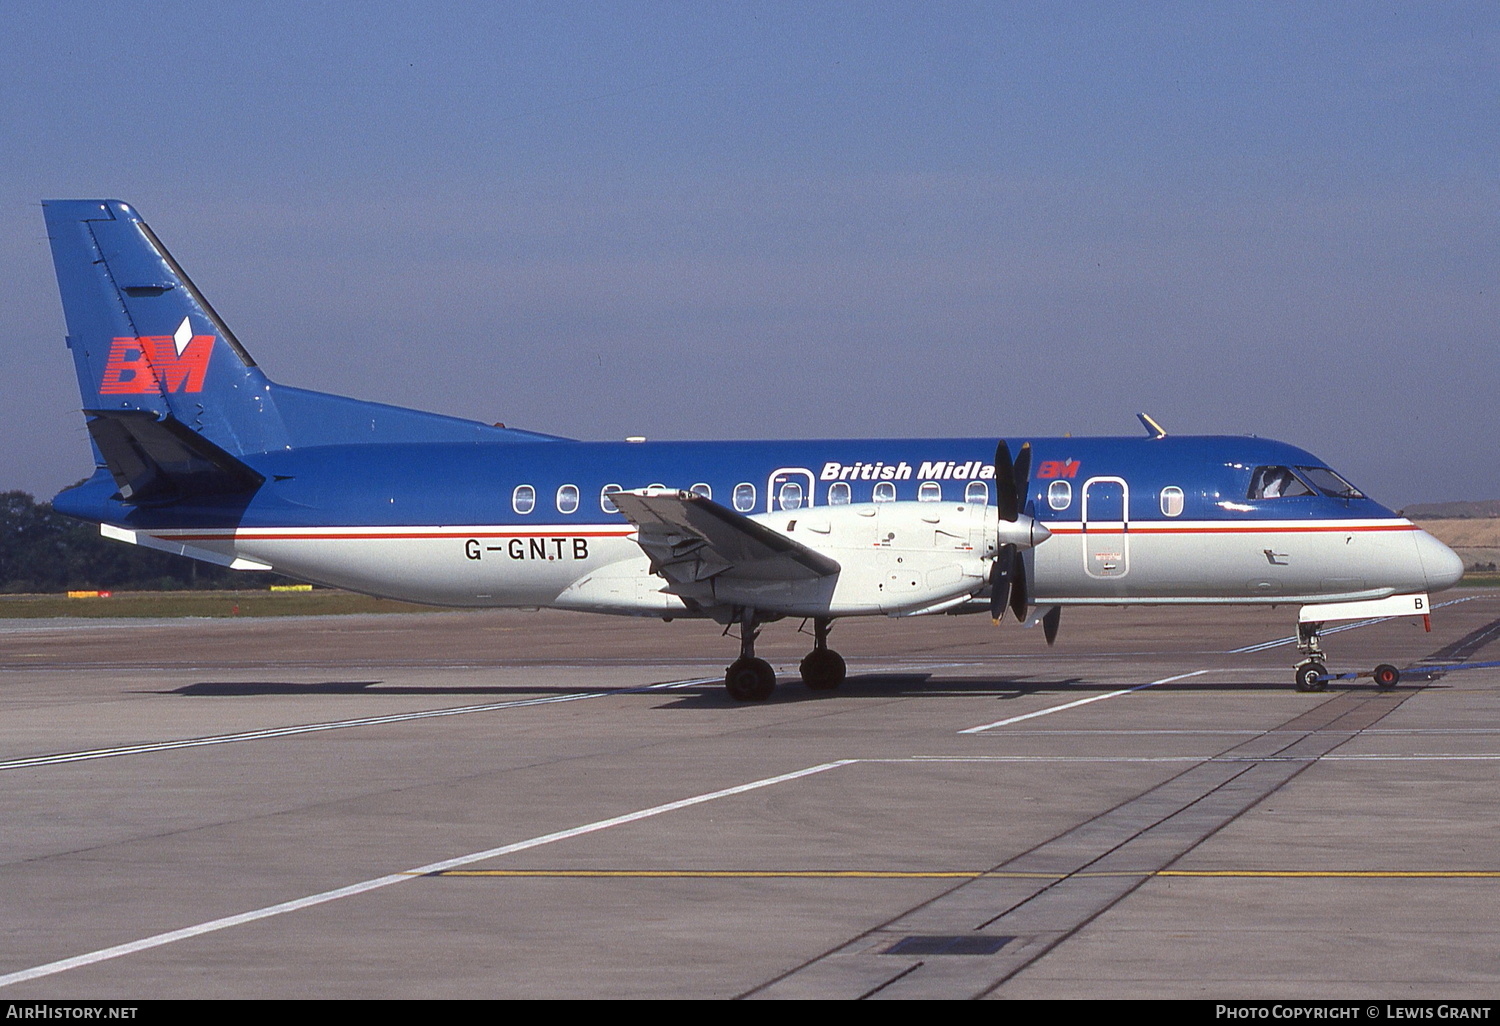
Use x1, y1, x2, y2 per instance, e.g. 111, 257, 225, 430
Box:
1160, 486, 1184, 517
965, 481, 988, 505
512, 484, 535, 515
828, 482, 851, 505
733, 482, 756, 512
778, 481, 804, 511
873, 482, 896, 503
556, 484, 579, 514
690, 483, 712, 500
1248, 466, 1313, 500
1047, 480, 1072, 511
918, 482, 942, 502
600, 484, 622, 513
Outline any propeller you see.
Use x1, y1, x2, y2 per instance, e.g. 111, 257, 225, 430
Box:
987, 440, 1060, 644
989, 439, 1042, 624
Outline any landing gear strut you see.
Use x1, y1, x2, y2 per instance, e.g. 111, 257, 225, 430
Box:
798, 617, 846, 691
725, 610, 776, 702
1294, 620, 1328, 692
1291, 620, 1403, 692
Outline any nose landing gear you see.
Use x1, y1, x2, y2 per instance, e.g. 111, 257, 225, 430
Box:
1292, 620, 1403, 692
1294, 620, 1329, 692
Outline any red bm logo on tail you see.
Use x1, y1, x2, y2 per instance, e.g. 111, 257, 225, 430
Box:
99, 317, 212, 394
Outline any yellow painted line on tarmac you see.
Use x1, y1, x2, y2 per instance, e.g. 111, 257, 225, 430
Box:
424, 870, 989, 879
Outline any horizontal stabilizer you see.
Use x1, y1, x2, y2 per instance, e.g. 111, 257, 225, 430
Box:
610, 491, 840, 595
85, 409, 265, 505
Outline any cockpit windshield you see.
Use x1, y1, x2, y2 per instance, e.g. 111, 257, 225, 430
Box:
1247, 466, 1313, 499
1296, 466, 1364, 499
1247, 465, 1364, 500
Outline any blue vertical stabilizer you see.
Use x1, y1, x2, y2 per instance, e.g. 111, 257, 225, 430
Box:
43, 200, 564, 466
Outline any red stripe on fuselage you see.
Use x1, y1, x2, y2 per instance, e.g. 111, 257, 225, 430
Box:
166, 529, 639, 542
1044, 523, 1416, 535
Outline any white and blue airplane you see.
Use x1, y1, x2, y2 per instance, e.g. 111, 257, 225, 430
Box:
42, 200, 1465, 699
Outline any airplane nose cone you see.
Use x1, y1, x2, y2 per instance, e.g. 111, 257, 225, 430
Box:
1414, 529, 1465, 592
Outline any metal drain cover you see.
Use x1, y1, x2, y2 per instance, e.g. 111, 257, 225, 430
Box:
883, 935, 1013, 956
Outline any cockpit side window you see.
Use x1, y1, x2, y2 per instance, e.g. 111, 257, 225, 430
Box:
1296, 466, 1364, 499
1247, 466, 1314, 500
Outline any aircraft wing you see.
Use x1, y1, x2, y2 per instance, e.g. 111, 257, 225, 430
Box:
609, 491, 841, 593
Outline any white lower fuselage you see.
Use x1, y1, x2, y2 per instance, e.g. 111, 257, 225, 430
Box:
119, 511, 1452, 617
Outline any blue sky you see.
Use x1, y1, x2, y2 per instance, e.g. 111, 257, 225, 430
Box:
3, 2, 1495, 506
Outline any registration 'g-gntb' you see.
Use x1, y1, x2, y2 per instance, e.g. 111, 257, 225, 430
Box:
42, 200, 1465, 699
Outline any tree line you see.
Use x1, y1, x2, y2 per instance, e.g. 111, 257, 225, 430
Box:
0, 491, 284, 593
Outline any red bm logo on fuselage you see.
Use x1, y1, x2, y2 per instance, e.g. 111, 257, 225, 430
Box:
99, 334, 213, 394
1036, 460, 1080, 479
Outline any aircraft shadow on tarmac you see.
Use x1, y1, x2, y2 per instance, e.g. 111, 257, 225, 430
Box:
164, 680, 599, 697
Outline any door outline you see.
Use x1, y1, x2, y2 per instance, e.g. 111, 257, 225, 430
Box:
767, 467, 816, 512
1081, 475, 1129, 579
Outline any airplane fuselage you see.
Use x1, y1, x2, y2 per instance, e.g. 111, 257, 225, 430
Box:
54, 433, 1458, 617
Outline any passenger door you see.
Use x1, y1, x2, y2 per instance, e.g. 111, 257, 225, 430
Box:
767, 467, 816, 512
1082, 476, 1129, 579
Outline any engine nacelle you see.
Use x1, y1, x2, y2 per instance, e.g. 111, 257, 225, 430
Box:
557, 499, 1049, 619
742, 501, 999, 616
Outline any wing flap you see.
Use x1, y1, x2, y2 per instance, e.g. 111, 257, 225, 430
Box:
609, 491, 840, 594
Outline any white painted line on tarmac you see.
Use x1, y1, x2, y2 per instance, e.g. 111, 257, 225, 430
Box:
895, 752, 1500, 764
0, 678, 720, 772
957, 670, 1210, 734
0, 759, 854, 989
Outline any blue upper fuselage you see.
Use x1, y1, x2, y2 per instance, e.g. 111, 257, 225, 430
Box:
53, 434, 1399, 530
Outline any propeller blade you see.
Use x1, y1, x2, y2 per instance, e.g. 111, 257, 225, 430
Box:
989, 544, 1014, 622
994, 440, 1017, 522
1042, 605, 1061, 646
1009, 550, 1028, 624
1012, 441, 1032, 501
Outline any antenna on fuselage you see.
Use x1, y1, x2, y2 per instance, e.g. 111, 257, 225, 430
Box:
1136, 412, 1168, 439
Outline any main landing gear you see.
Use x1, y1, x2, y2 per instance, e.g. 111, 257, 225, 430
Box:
798, 617, 846, 691
725, 612, 776, 702
1293, 620, 1401, 692
723, 613, 847, 701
